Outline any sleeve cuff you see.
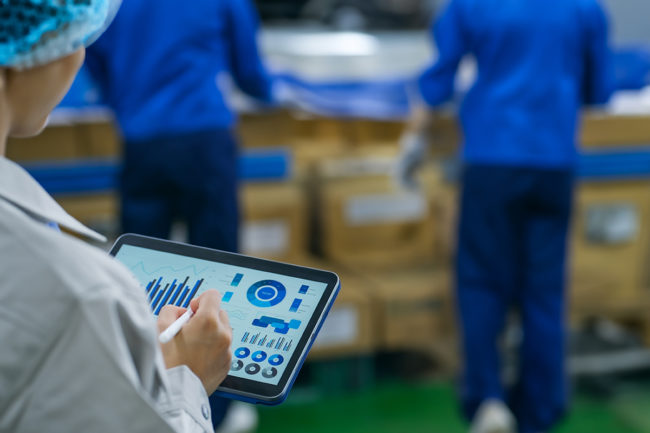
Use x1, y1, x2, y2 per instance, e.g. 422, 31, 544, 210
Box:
163, 365, 214, 432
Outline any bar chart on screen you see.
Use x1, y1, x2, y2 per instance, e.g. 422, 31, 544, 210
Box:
145, 276, 204, 315
125, 257, 245, 315
241, 331, 294, 352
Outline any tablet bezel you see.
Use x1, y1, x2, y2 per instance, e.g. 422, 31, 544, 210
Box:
109, 233, 340, 403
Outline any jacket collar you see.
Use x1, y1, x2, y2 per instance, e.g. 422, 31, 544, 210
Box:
0, 156, 106, 242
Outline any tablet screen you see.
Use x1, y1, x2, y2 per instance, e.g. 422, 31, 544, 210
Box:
114, 244, 329, 386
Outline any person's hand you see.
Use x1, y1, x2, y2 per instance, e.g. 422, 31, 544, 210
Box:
158, 290, 232, 395
393, 106, 433, 190
393, 129, 430, 190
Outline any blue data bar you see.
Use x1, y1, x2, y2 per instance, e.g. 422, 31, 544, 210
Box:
154, 280, 177, 315
290, 299, 302, 312
176, 288, 190, 307
168, 281, 184, 306
151, 283, 169, 312
182, 279, 204, 308
148, 277, 163, 301
231, 273, 244, 287
142, 275, 206, 314
172, 277, 189, 306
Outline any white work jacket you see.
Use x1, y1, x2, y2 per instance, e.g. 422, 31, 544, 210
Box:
0, 156, 214, 433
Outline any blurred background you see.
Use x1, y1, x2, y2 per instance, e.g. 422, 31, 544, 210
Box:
8, 1, 650, 432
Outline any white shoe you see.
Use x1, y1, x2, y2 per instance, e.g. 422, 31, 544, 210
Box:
469, 399, 516, 433
214, 401, 258, 433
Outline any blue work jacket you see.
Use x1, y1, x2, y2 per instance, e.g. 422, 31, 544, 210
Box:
86, 0, 273, 141
419, 0, 614, 168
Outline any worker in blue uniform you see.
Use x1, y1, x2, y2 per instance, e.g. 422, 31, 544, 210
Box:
396, 1, 613, 432
85, 0, 274, 430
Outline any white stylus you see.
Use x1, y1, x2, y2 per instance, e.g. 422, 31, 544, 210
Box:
159, 308, 194, 344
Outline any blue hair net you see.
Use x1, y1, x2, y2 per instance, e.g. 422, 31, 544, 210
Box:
0, 0, 121, 68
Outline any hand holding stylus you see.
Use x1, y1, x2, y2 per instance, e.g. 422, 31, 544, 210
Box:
157, 290, 233, 394
159, 308, 194, 343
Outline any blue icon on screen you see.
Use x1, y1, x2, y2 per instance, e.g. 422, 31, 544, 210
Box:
231, 273, 244, 287
247, 280, 287, 307
289, 298, 302, 312
268, 354, 284, 366
252, 351, 267, 362
252, 316, 301, 335
235, 347, 251, 359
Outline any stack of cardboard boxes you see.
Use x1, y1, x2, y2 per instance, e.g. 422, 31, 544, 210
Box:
238, 111, 455, 360
17, 110, 650, 364
308, 152, 454, 357
6, 121, 120, 235
239, 180, 308, 262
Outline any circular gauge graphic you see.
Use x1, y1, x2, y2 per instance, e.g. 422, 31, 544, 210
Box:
247, 280, 286, 308
262, 367, 278, 379
245, 363, 261, 375
252, 350, 267, 363
268, 354, 284, 366
231, 360, 244, 371
235, 347, 250, 359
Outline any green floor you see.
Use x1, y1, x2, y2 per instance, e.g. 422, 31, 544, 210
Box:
255, 381, 648, 433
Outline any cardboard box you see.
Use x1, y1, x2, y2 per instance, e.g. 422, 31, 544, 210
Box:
434, 182, 459, 264
291, 140, 351, 178
415, 112, 650, 150
6, 120, 120, 161
363, 266, 452, 350
317, 156, 442, 268
238, 110, 297, 148
240, 181, 308, 261
343, 119, 406, 147
570, 180, 650, 304
569, 291, 650, 347
306, 259, 375, 359
6, 125, 80, 161
292, 115, 346, 146
54, 193, 119, 240
581, 114, 650, 148
293, 141, 403, 178
76, 121, 121, 158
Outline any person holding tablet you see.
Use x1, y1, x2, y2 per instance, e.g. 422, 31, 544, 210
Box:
110, 234, 341, 406
0, 1, 233, 432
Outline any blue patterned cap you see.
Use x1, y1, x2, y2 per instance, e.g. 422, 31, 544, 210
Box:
0, 0, 121, 68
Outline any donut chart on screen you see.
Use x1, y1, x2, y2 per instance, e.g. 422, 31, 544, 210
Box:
247, 280, 287, 307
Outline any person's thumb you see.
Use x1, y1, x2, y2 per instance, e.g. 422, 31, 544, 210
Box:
157, 305, 188, 333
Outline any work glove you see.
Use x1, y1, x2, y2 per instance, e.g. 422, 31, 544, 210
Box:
393, 128, 430, 191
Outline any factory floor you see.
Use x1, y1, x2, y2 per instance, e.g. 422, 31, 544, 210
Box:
256, 379, 650, 433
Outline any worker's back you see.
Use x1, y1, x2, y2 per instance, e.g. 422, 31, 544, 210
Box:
86, 0, 272, 141
419, 0, 613, 167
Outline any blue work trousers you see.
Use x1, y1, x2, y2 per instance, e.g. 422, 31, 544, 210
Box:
456, 165, 573, 433
121, 128, 239, 427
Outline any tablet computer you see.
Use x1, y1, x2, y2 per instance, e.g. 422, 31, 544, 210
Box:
109, 234, 340, 405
